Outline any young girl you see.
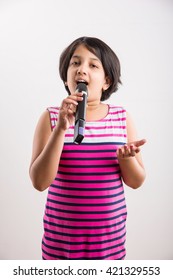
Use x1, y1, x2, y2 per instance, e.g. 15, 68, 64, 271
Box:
29, 36, 146, 260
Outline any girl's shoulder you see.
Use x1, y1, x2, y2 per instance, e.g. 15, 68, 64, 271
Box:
47, 106, 60, 114
47, 106, 60, 130
108, 104, 126, 116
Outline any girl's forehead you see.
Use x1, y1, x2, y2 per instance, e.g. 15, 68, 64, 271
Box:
72, 44, 101, 62
73, 44, 95, 56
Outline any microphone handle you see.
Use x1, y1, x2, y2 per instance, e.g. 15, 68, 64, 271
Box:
75, 91, 87, 122
73, 92, 87, 144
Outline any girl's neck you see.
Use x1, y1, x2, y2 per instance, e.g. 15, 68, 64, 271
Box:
87, 102, 101, 110
86, 102, 109, 121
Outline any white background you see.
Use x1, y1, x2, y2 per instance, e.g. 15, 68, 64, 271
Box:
0, 0, 173, 260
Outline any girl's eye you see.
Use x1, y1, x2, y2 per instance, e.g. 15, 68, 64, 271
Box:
71, 61, 80, 66
90, 64, 98, 68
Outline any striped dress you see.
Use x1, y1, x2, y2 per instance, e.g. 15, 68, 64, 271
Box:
42, 104, 127, 260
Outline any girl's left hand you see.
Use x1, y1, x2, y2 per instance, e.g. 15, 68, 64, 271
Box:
117, 139, 146, 159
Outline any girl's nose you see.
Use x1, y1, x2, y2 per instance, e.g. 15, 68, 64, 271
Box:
77, 64, 87, 75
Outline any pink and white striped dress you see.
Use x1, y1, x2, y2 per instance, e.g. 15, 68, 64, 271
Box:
42, 105, 127, 260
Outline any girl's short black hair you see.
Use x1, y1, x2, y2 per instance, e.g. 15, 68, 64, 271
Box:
59, 36, 122, 101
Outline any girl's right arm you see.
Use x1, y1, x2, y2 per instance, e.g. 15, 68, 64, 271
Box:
29, 110, 66, 191
29, 93, 83, 191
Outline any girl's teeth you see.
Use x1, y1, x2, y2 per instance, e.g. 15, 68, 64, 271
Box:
77, 80, 88, 85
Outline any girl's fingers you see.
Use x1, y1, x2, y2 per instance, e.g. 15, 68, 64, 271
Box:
124, 145, 129, 156
69, 92, 84, 102
61, 96, 83, 111
130, 144, 136, 157
134, 139, 146, 147
63, 94, 83, 107
118, 148, 123, 158
117, 139, 146, 159
67, 103, 77, 115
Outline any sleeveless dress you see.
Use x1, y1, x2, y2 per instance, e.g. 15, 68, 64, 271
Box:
42, 104, 127, 260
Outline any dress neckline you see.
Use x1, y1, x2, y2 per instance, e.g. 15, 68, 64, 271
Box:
86, 104, 110, 123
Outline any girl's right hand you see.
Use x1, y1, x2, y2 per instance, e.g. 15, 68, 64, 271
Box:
56, 92, 83, 131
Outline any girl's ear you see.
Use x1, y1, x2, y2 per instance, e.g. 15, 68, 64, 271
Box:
103, 77, 111, 91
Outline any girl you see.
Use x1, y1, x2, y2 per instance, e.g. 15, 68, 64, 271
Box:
29, 36, 146, 260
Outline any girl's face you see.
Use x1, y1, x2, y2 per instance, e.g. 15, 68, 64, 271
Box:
66, 44, 110, 102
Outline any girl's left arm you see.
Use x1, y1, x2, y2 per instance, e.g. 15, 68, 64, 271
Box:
117, 111, 146, 189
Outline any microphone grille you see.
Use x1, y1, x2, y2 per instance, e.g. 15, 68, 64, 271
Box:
76, 82, 88, 94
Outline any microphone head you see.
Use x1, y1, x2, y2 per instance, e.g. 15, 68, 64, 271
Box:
76, 82, 88, 95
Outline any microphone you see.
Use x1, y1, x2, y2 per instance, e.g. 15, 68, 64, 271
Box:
73, 82, 88, 144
